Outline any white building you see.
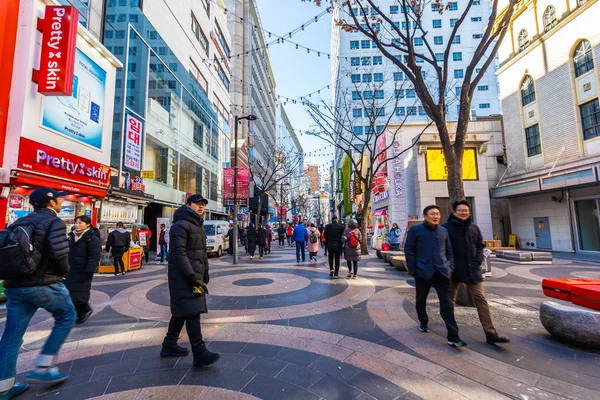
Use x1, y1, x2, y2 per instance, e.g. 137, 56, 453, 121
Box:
276, 104, 304, 222
492, 0, 600, 254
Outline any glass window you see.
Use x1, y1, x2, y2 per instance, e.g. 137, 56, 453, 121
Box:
435, 53, 444, 62
518, 29, 529, 52
396, 107, 405, 116
477, 85, 489, 91
351, 74, 361, 83
393, 72, 403, 81
406, 89, 416, 98
574, 40, 594, 77
362, 73, 372, 82
578, 0, 589, 6
418, 106, 427, 115
363, 91, 373, 100
376, 107, 385, 116
574, 199, 600, 252
365, 108, 374, 118
450, 18, 458, 27
453, 52, 462, 61
350, 41, 359, 49
352, 91, 361, 100
454, 69, 464, 79
361, 40, 371, 49
351, 57, 360, 66
471, 17, 481, 22
191, 13, 208, 54
374, 73, 383, 82
455, 87, 461, 95
376, 125, 385, 133
353, 126, 363, 135
361, 57, 371, 65
520, 75, 536, 105
216, 62, 229, 89
433, 19, 442, 28
525, 124, 541, 156
353, 108, 362, 118
374, 90, 384, 99
395, 89, 404, 99
473, 34, 483, 39
473, 0, 481, 4
543, 6, 557, 32
448, 2, 458, 10
364, 126, 373, 135
189, 59, 208, 94
580, 98, 600, 140
407, 106, 417, 116
479, 103, 490, 109
215, 22, 230, 58
452, 35, 461, 44
434, 36, 443, 45
373, 56, 382, 65
414, 38, 423, 46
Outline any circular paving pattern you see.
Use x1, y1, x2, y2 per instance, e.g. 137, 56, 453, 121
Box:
211, 272, 311, 296
233, 278, 275, 286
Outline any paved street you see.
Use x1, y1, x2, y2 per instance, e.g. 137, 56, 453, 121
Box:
1, 245, 600, 400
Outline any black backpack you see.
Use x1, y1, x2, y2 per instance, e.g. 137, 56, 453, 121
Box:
0, 223, 38, 280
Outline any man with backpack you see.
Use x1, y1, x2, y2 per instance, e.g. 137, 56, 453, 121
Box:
292, 221, 308, 263
0, 188, 77, 399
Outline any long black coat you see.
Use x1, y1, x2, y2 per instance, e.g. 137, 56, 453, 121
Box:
168, 206, 210, 317
65, 228, 101, 305
256, 227, 267, 247
443, 215, 485, 283
324, 222, 345, 253
246, 227, 258, 253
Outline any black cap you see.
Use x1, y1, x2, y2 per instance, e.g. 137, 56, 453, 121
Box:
186, 194, 208, 205
29, 187, 67, 207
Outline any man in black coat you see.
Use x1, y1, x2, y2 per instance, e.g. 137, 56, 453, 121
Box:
246, 224, 258, 259
160, 194, 220, 367
324, 216, 345, 278
443, 201, 510, 345
256, 223, 267, 259
105, 222, 131, 275
0, 188, 77, 397
405, 205, 465, 347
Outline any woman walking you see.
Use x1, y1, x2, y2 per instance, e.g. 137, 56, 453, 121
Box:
246, 224, 258, 259
265, 224, 273, 254
342, 219, 362, 279
65, 215, 101, 324
307, 223, 320, 262
388, 223, 401, 251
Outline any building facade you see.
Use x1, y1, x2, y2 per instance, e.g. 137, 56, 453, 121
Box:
304, 165, 320, 193
492, 0, 600, 254
276, 104, 303, 222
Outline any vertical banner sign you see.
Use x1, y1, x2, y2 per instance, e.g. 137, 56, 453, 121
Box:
124, 115, 142, 171
223, 168, 234, 201
36, 6, 79, 96
238, 168, 250, 201
376, 133, 388, 177
354, 174, 362, 195
336, 168, 343, 193
349, 180, 356, 202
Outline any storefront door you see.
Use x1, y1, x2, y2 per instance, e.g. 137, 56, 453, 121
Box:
534, 217, 552, 249
574, 199, 600, 252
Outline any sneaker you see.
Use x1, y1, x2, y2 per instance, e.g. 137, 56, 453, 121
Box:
419, 324, 429, 333
334, 275, 339, 279
76, 310, 93, 324
486, 332, 510, 344
160, 344, 190, 357
448, 339, 468, 348
329, 271, 334, 277
193, 350, 221, 367
352, 274, 357, 279
0, 383, 29, 400
347, 273, 353, 278
121, 272, 126, 276
26, 367, 69, 385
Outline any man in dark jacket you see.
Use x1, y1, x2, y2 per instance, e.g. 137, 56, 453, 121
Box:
277, 224, 286, 247
256, 224, 267, 258
404, 205, 466, 347
0, 188, 77, 398
246, 224, 258, 259
324, 216, 345, 277
293, 221, 308, 263
443, 201, 510, 345
225, 224, 234, 255
105, 222, 130, 275
160, 194, 220, 367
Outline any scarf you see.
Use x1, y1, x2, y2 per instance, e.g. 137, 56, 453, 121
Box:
74, 227, 90, 242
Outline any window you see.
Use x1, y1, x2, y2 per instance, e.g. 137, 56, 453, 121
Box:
390, 5, 399, 14
353, 109, 362, 118
455, 87, 461, 96
193, 121, 204, 148
479, 103, 491, 109
473, 0, 481, 4
435, 53, 444, 62
520, 76, 536, 105
419, 106, 427, 116
453, 52, 462, 61
361, 40, 371, 49
374, 73, 384, 82
414, 38, 423, 46
448, 2, 458, 10
473, 34, 483, 39
350, 41, 359, 49
191, 13, 208, 53
578, 0, 589, 6
543, 6, 557, 32
396, 107, 405, 116
351, 57, 360, 66
395, 89, 405, 99
376, 125, 386, 133
352, 91, 361, 100
406, 89, 416, 98
454, 69, 464, 79
353, 126, 363, 135
574, 40, 594, 77
189, 59, 208, 94
391, 21, 400, 29
580, 99, 600, 140
452, 35, 461, 44
431, 3, 441, 11
362, 73, 372, 82
351, 74, 361, 83
518, 29, 529, 52
215, 23, 230, 58
407, 106, 417, 116
402, 21, 418, 30
361, 57, 371, 65
376, 107, 385, 116
365, 109, 374, 118
371, 8, 379, 16
394, 72, 403, 81
477, 85, 489, 91
525, 124, 542, 156
374, 90, 384, 99
363, 91, 373, 100
450, 18, 458, 27
476, 68, 482, 73
434, 36, 443, 45
216, 63, 229, 89
364, 126, 373, 135
433, 19, 442, 28
471, 17, 482, 22
373, 56, 382, 65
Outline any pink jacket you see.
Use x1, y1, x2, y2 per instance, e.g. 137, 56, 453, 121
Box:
307, 227, 320, 253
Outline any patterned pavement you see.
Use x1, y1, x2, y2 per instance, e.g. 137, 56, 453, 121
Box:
1, 244, 600, 400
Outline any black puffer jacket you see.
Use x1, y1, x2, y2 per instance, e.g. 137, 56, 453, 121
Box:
443, 215, 485, 283
256, 227, 266, 247
3, 208, 69, 288
246, 227, 257, 252
324, 222, 345, 253
65, 228, 101, 305
168, 206, 209, 317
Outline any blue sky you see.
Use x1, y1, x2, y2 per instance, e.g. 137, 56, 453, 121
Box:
255, 0, 335, 179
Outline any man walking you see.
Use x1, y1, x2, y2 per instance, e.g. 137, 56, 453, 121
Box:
277, 224, 286, 247
158, 224, 169, 263
404, 205, 466, 347
105, 222, 131, 275
256, 223, 267, 259
293, 221, 308, 263
160, 194, 220, 366
318, 223, 327, 256
443, 201, 510, 345
286, 224, 294, 247
0, 188, 77, 399
324, 216, 345, 278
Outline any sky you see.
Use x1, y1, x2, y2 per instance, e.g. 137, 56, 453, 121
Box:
254, 0, 335, 181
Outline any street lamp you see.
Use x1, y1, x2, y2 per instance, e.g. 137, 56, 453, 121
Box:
279, 182, 290, 225
233, 114, 257, 265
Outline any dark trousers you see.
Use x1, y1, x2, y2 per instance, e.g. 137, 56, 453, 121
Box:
74, 303, 91, 319
390, 243, 400, 251
323, 242, 328, 255
288, 236, 293, 246
347, 260, 358, 275
142, 246, 150, 264
163, 314, 206, 354
112, 248, 125, 274
278, 236, 285, 246
414, 272, 460, 341
259, 246, 265, 257
295, 241, 305, 262
328, 251, 341, 275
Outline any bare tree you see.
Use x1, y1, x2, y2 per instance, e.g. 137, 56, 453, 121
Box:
293, 191, 312, 221
304, 71, 430, 254
307, 0, 517, 204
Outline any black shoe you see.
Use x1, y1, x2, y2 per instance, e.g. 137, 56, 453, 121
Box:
486, 332, 510, 344
448, 339, 467, 347
76, 310, 93, 324
419, 324, 429, 333
193, 350, 221, 367
160, 344, 190, 357
329, 270, 334, 277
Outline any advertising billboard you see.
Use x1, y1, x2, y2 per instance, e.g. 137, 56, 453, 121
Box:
426, 148, 478, 181
124, 114, 143, 171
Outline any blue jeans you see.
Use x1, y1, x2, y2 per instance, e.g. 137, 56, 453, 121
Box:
0, 283, 76, 390
296, 241, 306, 262
160, 244, 168, 262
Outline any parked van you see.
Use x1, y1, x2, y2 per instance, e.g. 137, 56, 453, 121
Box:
204, 220, 230, 257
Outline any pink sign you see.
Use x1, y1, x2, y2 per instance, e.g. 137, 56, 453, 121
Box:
9, 196, 23, 209
124, 115, 142, 171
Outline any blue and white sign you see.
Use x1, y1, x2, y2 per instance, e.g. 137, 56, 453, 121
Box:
41, 49, 107, 149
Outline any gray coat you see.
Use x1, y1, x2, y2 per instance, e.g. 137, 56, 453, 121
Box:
341, 228, 362, 261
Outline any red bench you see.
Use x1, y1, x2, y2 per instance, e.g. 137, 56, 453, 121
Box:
541, 278, 600, 301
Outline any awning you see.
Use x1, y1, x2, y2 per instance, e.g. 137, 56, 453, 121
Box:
372, 208, 387, 216
12, 171, 108, 198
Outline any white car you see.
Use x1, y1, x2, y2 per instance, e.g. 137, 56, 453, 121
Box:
204, 220, 230, 257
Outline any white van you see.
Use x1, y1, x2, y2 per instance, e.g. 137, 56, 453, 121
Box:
204, 220, 230, 257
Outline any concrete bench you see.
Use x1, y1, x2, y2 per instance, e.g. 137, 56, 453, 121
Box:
496, 250, 552, 264
390, 256, 407, 272
384, 251, 403, 264
539, 301, 600, 349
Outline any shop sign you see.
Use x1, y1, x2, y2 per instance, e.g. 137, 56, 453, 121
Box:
141, 170, 155, 179
426, 148, 478, 181
376, 134, 388, 177
35, 6, 79, 96
124, 115, 143, 171
373, 191, 389, 203
101, 201, 138, 222
129, 251, 141, 269
336, 168, 343, 193
354, 175, 362, 195
392, 140, 404, 197
349, 180, 356, 202
223, 168, 249, 207
8, 196, 23, 209
18, 137, 110, 187
41, 49, 107, 149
